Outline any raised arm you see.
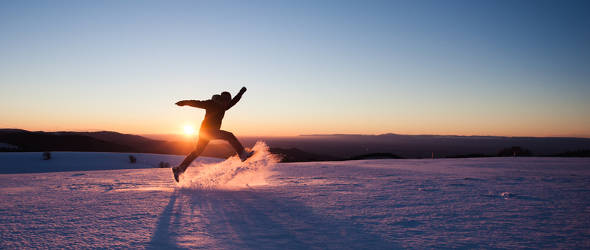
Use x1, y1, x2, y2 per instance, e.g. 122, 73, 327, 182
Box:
175, 100, 211, 109
226, 87, 247, 110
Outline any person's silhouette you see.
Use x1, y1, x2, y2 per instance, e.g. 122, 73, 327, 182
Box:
172, 87, 252, 182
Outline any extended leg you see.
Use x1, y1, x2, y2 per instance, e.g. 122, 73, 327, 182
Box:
215, 130, 245, 155
177, 138, 209, 172
214, 130, 252, 161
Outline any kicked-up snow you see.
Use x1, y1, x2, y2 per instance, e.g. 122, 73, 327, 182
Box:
177, 142, 280, 190
1, 148, 589, 248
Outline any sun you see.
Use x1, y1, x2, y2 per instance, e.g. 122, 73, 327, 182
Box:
183, 124, 195, 136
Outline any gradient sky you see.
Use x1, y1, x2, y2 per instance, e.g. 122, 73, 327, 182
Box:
1, 0, 589, 137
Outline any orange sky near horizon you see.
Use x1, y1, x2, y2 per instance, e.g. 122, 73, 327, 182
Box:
2, 111, 589, 138
1, 1, 589, 139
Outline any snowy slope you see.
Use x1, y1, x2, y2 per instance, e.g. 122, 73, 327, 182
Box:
1, 147, 589, 248
0, 151, 221, 174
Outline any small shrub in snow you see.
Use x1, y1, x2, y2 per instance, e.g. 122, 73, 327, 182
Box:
498, 146, 532, 157
129, 155, 137, 164
0, 143, 19, 151
158, 161, 170, 168
42, 151, 51, 160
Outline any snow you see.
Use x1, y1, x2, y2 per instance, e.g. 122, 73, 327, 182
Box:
0, 151, 221, 174
177, 142, 280, 189
1, 147, 590, 248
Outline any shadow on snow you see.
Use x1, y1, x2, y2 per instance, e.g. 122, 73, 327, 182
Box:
148, 189, 396, 249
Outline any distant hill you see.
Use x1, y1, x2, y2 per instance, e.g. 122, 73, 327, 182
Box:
0, 129, 232, 158
0, 129, 132, 152
240, 133, 590, 158
3, 129, 590, 161
269, 147, 342, 162
349, 153, 403, 160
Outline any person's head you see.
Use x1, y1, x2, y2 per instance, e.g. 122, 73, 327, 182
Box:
211, 94, 222, 103
220, 92, 231, 103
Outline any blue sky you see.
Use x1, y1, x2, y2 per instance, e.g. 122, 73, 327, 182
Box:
1, 0, 589, 136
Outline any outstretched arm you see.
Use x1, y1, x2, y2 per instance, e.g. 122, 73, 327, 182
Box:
175, 100, 210, 109
227, 87, 247, 110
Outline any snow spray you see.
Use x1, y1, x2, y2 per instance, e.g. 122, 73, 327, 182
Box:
177, 141, 281, 190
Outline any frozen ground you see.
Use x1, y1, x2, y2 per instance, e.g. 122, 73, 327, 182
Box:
1, 146, 589, 248
0, 151, 220, 174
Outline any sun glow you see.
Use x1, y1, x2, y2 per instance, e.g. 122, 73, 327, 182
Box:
183, 124, 195, 136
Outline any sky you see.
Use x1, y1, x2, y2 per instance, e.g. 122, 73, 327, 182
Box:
1, 0, 589, 137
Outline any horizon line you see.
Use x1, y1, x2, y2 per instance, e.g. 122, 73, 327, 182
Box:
2, 128, 590, 139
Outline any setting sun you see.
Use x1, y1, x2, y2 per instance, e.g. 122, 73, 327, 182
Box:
183, 124, 195, 136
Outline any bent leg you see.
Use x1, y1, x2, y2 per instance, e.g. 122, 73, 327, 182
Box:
214, 130, 245, 155
177, 138, 209, 172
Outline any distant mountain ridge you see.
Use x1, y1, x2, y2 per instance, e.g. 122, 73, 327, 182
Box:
0, 129, 133, 152
0, 129, 232, 158
2, 129, 590, 160
241, 133, 590, 158
301, 133, 589, 140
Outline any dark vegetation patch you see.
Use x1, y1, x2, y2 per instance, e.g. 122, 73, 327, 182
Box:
552, 150, 590, 157
349, 153, 403, 160
446, 153, 492, 158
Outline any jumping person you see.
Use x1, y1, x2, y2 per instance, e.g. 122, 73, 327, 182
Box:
172, 87, 253, 182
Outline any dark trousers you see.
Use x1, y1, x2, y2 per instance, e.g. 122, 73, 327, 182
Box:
177, 129, 245, 171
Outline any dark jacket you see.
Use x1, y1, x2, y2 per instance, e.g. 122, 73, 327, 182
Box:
180, 92, 244, 131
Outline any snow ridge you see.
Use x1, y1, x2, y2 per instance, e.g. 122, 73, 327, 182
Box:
178, 141, 280, 190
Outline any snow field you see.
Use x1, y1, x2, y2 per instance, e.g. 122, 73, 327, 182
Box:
1, 150, 589, 248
